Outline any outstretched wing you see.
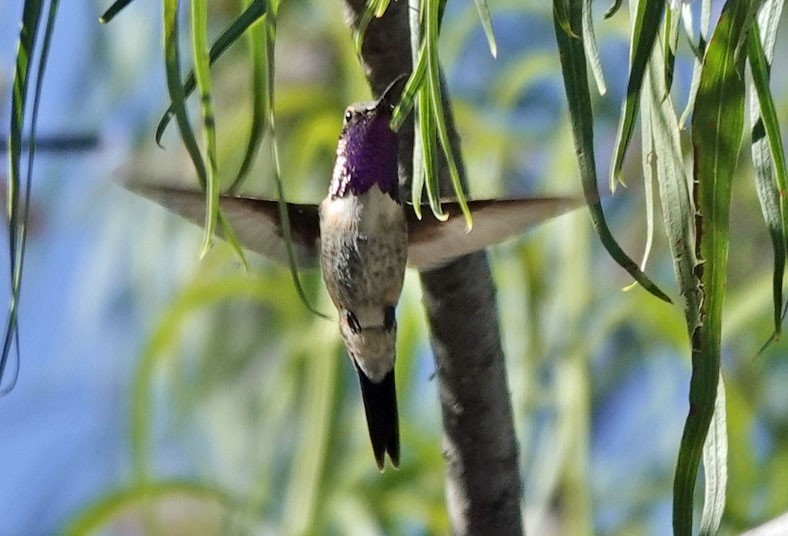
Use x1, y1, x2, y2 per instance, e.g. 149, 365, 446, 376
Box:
126, 183, 321, 268
406, 197, 579, 272
126, 183, 578, 272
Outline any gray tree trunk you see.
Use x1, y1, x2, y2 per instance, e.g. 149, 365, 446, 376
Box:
341, 3, 524, 534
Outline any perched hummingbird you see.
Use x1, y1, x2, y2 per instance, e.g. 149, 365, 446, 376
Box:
126, 79, 578, 470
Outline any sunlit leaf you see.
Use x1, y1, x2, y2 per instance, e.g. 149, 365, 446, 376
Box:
472, 0, 498, 58
582, 0, 606, 95
747, 3, 788, 338
190, 0, 220, 257
679, 0, 711, 127
155, 0, 268, 144
609, 0, 665, 189
98, 0, 136, 23
3, 0, 58, 393
673, 2, 752, 533
553, 0, 671, 303
699, 375, 728, 536
228, 0, 269, 192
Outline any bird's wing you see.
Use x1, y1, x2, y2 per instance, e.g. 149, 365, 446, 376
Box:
406, 197, 580, 272
126, 183, 321, 269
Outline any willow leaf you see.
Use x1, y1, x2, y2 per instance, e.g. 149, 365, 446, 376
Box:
664, 2, 680, 91
190, 0, 219, 257
263, 5, 327, 319
425, 0, 467, 227
3, 0, 58, 393
603, 0, 623, 19
163, 0, 206, 184
645, 27, 698, 320
699, 375, 728, 536
679, 0, 711, 127
609, 0, 665, 189
748, 1, 787, 336
98, 0, 136, 23
674, 2, 751, 533
582, 0, 607, 95
553, 0, 671, 303
229, 0, 269, 192
155, 0, 268, 144
473, 0, 498, 58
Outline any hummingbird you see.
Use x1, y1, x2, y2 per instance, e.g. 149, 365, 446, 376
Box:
126, 79, 578, 470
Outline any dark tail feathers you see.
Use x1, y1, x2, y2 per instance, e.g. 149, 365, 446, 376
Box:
354, 364, 400, 470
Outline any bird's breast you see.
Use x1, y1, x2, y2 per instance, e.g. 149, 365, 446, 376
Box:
319, 186, 408, 309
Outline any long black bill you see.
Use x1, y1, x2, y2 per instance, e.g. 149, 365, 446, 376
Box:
354, 363, 400, 470
374, 73, 409, 113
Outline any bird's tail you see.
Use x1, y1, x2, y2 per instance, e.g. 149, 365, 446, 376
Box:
354, 363, 400, 470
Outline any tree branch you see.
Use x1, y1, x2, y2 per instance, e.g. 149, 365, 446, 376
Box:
341, 3, 523, 534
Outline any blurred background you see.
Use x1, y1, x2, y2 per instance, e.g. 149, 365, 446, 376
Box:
1, 1, 787, 534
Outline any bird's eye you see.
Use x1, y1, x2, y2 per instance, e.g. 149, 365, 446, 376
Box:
384, 306, 396, 331
346, 310, 362, 334
344, 110, 353, 124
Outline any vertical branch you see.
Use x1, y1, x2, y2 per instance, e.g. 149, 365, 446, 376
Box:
342, 2, 523, 534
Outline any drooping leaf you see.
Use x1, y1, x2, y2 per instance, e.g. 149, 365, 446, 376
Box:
472, 0, 498, 58
98, 0, 136, 23
609, 0, 666, 189
228, 0, 269, 192
679, 0, 712, 127
553, 0, 671, 303
747, 1, 787, 338
425, 0, 469, 228
673, 2, 752, 533
603, 0, 623, 19
263, 3, 328, 319
190, 0, 220, 257
155, 0, 268, 144
3, 0, 58, 393
699, 375, 728, 536
582, 0, 606, 95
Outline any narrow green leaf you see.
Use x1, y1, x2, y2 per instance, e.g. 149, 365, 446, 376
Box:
554, 0, 577, 38
679, 0, 711, 127
155, 0, 268, 144
190, 0, 219, 257
664, 3, 679, 91
674, 2, 752, 533
747, 4, 787, 337
353, 0, 392, 57
415, 83, 445, 222
425, 0, 467, 227
162, 0, 206, 183
582, 0, 606, 95
472, 0, 498, 58
553, 0, 671, 303
609, 0, 666, 189
98, 0, 136, 23
3, 0, 58, 392
699, 375, 728, 536
391, 44, 427, 131
636, 114, 655, 275
263, 5, 328, 319
407, 0, 426, 220
603, 0, 623, 19
644, 25, 698, 320
228, 0, 268, 192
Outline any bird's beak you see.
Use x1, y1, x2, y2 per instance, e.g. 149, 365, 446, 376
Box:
375, 73, 409, 113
